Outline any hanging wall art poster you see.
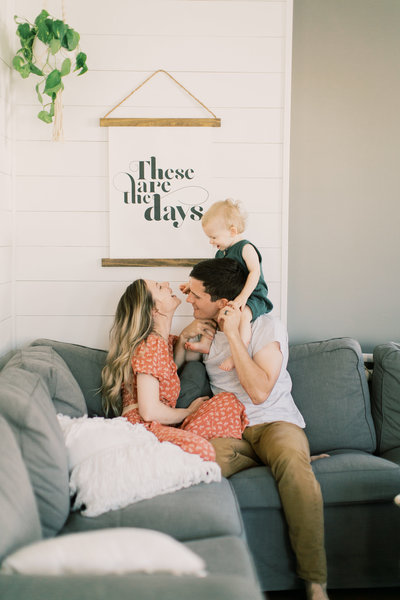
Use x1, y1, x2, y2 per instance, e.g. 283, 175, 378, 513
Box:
108, 127, 213, 259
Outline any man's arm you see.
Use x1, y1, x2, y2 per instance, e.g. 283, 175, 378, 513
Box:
219, 305, 282, 405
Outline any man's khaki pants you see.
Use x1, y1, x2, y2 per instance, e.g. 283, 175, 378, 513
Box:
211, 421, 327, 583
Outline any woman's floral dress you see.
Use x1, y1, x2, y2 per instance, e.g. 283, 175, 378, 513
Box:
122, 333, 248, 461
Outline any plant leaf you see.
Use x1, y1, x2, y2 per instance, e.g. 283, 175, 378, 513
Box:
37, 21, 51, 44
78, 64, 88, 76
49, 38, 62, 54
29, 63, 44, 76
16, 22, 32, 41
60, 58, 71, 77
35, 82, 43, 104
66, 28, 80, 51
12, 55, 24, 71
52, 19, 66, 40
44, 69, 62, 96
38, 110, 53, 124
34, 10, 49, 26
74, 52, 87, 70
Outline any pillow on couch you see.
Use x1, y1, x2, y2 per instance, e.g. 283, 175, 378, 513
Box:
0, 528, 206, 576
288, 337, 376, 454
0, 415, 42, 563
4, 345, 87, 418
371, 342, 400, 453
31, 339, 107, 416
176, 361, 213, 409
58, 415, 220, 517
0, 367, 70, 537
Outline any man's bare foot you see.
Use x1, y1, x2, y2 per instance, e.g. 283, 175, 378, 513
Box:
184, 341, 210, 354
310, 454, 330, 462
219, 356, 235, 371
305, 581, 329, 600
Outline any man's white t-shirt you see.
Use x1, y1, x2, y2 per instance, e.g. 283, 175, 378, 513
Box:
203, 314, 305, 428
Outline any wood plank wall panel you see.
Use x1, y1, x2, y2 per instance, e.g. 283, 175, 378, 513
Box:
13, 0, 291, 349
0, 0, 14, 356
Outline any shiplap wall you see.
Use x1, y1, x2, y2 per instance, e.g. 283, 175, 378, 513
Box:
12, 0, 292, 350
0, 0, 14, 356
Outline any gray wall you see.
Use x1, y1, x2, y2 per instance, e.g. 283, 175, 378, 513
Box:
288, 0, 400, 352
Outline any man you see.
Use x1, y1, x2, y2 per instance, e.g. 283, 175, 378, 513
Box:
177, 258, 329, 600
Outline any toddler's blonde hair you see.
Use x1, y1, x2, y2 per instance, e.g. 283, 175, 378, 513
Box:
202, 199, 246, 234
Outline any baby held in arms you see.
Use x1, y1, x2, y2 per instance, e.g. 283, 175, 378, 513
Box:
180, 199, 273, 371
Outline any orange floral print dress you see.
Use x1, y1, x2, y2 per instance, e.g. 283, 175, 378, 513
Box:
122, 333, 248, 462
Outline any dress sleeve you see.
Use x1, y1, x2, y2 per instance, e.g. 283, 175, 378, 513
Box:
132, 334, 169, 380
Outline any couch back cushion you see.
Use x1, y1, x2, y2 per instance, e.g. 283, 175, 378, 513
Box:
371, 342, 400, 454
0, 367, 70, 537
31, 339, 107, 417
5, 346, 87, 418
288, 338, 376, 454
0, 415, 42, 562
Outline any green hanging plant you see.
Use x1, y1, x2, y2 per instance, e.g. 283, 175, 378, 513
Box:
12, 9, 88, 125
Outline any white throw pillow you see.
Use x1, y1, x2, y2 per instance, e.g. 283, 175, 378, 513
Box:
57, 415, 220, 517
0, 528, 207, 576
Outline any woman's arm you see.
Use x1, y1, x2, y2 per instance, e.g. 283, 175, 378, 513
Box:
137, 373, 206, 423
233, 244, 261, 309
174, 319, 216, 368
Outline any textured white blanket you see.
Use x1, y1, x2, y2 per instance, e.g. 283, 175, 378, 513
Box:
57, 415, 221, 517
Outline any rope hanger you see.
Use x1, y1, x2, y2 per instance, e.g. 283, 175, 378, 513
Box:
100, 69, 221, 127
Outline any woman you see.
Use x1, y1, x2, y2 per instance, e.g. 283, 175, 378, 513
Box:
101, 279, 248, 462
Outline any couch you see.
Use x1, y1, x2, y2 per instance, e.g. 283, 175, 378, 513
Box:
0, 336, 399, 596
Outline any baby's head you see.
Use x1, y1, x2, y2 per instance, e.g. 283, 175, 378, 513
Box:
201, 199, 246, 252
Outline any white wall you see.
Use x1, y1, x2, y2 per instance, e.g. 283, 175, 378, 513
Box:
0, 0, 14, 356
12, 0, 292, 350
288, 0, 400, 352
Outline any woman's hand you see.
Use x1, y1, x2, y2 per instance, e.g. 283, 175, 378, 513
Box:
187, 396, 209, 415
179, 282, 190, 294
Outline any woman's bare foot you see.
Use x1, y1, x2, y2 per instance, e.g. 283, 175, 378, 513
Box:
305, 582, 329, 600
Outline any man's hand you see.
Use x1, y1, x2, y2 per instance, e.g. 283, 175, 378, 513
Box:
217, 303, 241, 337
179, 318, 217, 344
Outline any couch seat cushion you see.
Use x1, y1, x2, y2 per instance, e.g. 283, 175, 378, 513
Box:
0, 416, 42, 562
0, 535, 263, 600
231, 451, 400, 510
0, 367, 70, 537
0, 572, 264, 600
60, 478, 244, 542
288, 337, 376, 454
314, 450, 400, 504
5, 346, 87, 418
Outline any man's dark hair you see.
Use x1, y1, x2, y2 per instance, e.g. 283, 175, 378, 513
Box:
190, 258, 247, 301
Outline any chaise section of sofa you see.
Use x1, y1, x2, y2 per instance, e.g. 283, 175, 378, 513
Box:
0, 342, 264, 600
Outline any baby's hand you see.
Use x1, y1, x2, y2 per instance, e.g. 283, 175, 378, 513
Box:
179, 282, 190, 294
232, 297, 246, 311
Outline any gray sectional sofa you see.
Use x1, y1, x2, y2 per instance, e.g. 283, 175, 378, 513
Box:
0, 335, 400, 598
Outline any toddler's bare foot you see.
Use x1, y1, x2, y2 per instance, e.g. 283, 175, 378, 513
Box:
219, 356, 235, 371
185, 341, 210, 354
305, 582, 329, 600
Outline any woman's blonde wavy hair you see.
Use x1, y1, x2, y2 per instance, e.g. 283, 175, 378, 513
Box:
101, 279, 155, 416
